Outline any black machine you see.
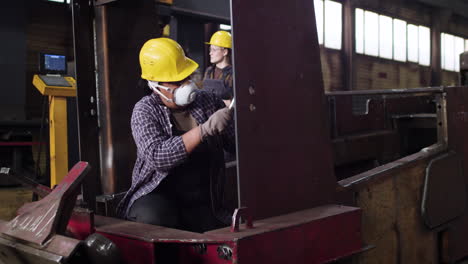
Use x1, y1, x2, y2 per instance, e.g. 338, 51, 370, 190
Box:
39, 53, 67, 75
461, 51, 468, 86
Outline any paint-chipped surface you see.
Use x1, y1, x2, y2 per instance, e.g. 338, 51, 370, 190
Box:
356, 158, 438, 264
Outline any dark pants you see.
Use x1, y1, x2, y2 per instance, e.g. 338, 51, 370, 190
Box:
127, 190, 225, 233
128, 190, 226, 264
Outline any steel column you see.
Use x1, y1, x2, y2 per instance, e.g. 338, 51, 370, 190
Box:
72, 0, 100, 210
94, 0, 159, 194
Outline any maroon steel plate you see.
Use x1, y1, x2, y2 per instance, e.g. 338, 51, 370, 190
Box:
231, 0, 336, 220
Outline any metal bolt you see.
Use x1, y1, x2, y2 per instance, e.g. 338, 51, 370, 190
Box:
193, 244, 207, 255
90, 109, 96, 116
248, 86, 255, 95
90, 96, 94, 103
249, 104, 256, 112
217, 245, 233, 260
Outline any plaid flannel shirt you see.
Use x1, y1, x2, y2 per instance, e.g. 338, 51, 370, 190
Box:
117, 90, 235, 218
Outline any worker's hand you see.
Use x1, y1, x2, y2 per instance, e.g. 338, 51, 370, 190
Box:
199, 107, 233, 140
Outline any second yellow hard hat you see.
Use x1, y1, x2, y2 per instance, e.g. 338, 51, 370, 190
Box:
205, 31, 232, 49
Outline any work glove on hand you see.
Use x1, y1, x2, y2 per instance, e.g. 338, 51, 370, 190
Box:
199, 107, 233, 141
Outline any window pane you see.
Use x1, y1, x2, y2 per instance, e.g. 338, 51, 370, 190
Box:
379, 15, 393, 59
315, 0, 324, 45
407, 24, 419, 63
418, 26, 430, 66
355, 8, 364, 54
364, 11, 379, 56
441, 33, 445, 69
324, 0, 342, 50
393, 19, 407, 62
455, 36, 464, 72
219, 24, 231, 30
444, 34, 455, 71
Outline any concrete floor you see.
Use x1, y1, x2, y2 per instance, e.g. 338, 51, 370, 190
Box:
0, 186, 33, 221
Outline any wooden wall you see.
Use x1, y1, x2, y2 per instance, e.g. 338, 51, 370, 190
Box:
26, 1, 73, 119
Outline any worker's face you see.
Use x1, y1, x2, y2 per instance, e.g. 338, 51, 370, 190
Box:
209, 45, 228, 64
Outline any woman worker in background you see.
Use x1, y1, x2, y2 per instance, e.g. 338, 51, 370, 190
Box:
203, 30, 233, 107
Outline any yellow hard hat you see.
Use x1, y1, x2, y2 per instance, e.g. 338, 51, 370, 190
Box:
205, 31, 232, 49
139, 38, 199, 82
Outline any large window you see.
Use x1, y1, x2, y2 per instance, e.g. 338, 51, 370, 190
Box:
315, 0, 342, 50
441, 33, 468, 72
46, 0, 70, 3
355, 8, 430, 66
219, 24, 232, 31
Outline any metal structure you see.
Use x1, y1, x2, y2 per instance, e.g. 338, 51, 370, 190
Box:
2, 0, 468, 263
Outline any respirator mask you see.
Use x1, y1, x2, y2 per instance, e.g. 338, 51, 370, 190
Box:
148, 80, 197, 107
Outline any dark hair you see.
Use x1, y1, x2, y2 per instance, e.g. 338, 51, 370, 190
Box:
137, 78, 152, 95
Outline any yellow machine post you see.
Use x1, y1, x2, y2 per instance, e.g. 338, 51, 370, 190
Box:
32, 74, 76, 187
48, 96, 68, 187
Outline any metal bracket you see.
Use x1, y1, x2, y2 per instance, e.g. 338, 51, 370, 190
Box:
230, 207, 253, 232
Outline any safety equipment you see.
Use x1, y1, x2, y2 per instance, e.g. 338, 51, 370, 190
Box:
199, 107, 233, 140
140, 38, 199, 82
148, 80, 198, 107
205, 31, 232, 49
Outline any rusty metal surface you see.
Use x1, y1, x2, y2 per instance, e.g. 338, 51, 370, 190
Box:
210, 205, 362, 264
94, 0, 159, 194
97, 205, 360, 242
422, 152, 466, 229
337, 143, 446, 190
95, 205, 361, 264
0, 236, 63, 264
231, 0, 336, 221
1, 162, 90, 246
0, 230, 80, 264
206, 205, 359, 237
385, 95, 435, 117
326, 87, 444, 96
327, 92, 437, 138
95, 215, 212, 243
333, 130, 400, 167
442, 87, 468, 261
331, 96, 385, 136
94, 232, 157, 264
72, 0, 100, 210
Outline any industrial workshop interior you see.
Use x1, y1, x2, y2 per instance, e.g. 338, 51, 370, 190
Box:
2, 0, 468, 263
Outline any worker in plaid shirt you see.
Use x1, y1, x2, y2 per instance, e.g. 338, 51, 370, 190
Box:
117, 38, 235, 233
